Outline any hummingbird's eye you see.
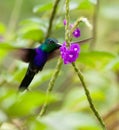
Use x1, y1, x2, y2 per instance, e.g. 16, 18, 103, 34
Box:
49, 40, 54, 44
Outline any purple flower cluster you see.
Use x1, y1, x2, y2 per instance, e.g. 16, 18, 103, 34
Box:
60, 42, 80, 64
63, 19, 81, 38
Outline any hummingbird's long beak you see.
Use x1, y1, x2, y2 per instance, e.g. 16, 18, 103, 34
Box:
56, 43, 61, 48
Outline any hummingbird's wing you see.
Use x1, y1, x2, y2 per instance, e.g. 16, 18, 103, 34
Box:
71, 37, 93, 45
0, 43, 35, 62
12, 48, 35, 63
47, 48, 60, 60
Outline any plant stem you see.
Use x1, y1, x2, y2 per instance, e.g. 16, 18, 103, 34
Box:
39, 0, 61, 117
65, 0, 70, 44
72, 62, 106, 130
39, 0, 70, 116
65, 0, 106, 129
39, 58, 63, 116
45, 0, 61, 39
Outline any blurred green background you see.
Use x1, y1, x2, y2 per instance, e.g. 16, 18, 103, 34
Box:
0, 0, 119, 130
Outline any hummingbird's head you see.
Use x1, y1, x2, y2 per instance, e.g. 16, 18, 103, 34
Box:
40, 38, 61, 53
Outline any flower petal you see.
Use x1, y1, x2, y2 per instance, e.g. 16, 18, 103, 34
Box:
63, 19, 67, 26
72, 28, 81, 38
70, 43, 80, 53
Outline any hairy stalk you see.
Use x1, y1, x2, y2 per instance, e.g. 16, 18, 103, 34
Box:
72, 63, 106, 129
39, 58, 63, 116
6, 0, 23, 40
64, 0, 106, 129
39, 0, 62, 116
65, 0, 70, 44
39, 0, 71, 116
45, 0, 61, 39
89, 0, 99, 50
70, 17, 106, 130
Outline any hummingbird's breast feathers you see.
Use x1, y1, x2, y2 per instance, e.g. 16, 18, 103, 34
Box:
33, 48, 48, 68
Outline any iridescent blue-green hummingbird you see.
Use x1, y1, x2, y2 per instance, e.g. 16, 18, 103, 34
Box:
15, 38, 61, 91
13, 37, 92, 91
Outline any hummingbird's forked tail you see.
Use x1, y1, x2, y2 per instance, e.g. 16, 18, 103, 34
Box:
19, 68, 36, 91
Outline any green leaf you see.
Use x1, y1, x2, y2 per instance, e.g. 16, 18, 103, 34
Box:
0, 87, 60, 117
6, 91, 57, 117
78, 51, 115, 69
33, 3, 53, 13
19, 18, 46, 41
22, 29, 44, 41
0, 89, 17, 109
78, 0, 94, 10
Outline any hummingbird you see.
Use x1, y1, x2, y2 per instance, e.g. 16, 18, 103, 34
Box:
14, 38, 61, 91
11, 37, 92, 91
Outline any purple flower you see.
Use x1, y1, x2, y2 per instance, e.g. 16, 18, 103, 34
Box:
70, 24, 73, 28
60, 42, 80, 64
63, 19, 67, 25
72, 28, 80, 38
70, 43, 80, 53
63, 19, 81, 38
